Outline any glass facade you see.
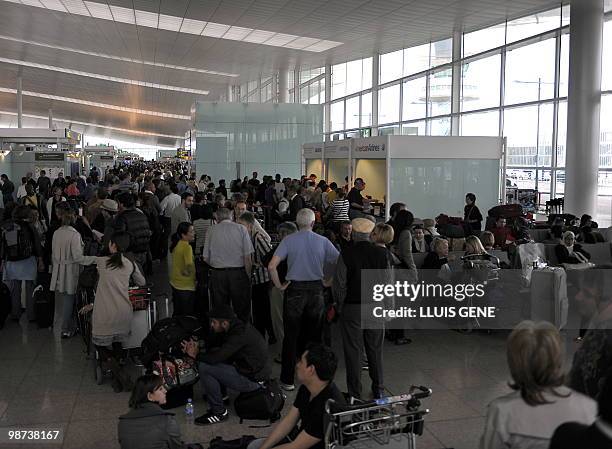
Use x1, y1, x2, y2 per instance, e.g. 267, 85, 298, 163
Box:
233, 5, 611, 225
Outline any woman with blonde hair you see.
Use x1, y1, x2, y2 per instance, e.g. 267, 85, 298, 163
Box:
480, 320, 597, 449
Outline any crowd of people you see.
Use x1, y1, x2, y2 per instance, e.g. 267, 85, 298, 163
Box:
1, 162, 611, 449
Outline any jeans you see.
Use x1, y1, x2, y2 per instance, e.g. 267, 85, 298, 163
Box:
198, 362, 260, 414
7, 280, 34, 320
280, 281, 325, 385
54, 292, 76, 333
209, 269, 252, 323
340, 304, 384, 399
171, 287, 196, 317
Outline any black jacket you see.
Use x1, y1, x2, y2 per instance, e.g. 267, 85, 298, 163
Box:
288, 194, 304, 222
338, 241, 390, 304
550, 421, 612, 449
555, 244, 591, 265
118, 402, 185, 449
422, 252, 448, 270
198, 319, 270, 381
113, 208, 152, 254
1, 179, 14, 195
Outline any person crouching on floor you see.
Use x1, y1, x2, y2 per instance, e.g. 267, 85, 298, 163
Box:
181, 305, 270, 425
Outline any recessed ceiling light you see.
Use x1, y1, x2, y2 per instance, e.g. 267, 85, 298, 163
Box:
201, 22, 229, 38
60, 0, 90, 15
84, 0, 112, 20
180, 18, 206, 35
1, 0, 342, 51
109, 5, 134, 24
222, 26, 253, 40
0, 56, 210, 95
157, 14, 182, 32
40, 0, 67, 12
0, 87, 191, 120
0, 34, 239, 77
135, 9, 158, 28
0, 110, 184, 139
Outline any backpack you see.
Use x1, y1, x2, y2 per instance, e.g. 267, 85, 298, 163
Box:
234, 379, 286, 424
208, 436, 256, 449
140, 316, 202, 366
1, 222, 34, 261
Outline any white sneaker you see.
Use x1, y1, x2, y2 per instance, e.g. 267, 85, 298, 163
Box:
280, 382, 295, 391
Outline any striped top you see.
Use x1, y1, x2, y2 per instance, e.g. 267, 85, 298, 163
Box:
329, 199, 350, 222
251, 230, 273, 285
193, 218, 214, 257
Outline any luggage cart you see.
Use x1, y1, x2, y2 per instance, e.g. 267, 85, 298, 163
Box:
325, 386, 432, 449
77, 285, 166, 385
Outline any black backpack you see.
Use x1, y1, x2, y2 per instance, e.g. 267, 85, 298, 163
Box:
1, 222, 34, 261
234, 379, 286, 424
208, 436, 256, 449
141, 316, 202, 366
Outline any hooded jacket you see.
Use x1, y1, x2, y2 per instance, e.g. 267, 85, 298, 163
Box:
118, 402, 185, 449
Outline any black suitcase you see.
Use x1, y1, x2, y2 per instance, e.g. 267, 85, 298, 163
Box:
34, 273, 54, 329
234, 379, 286, 424
0, 281, 11, 329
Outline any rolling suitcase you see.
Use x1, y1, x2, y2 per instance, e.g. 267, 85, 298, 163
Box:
34, 272, 54, 328
0, 281, 11, 329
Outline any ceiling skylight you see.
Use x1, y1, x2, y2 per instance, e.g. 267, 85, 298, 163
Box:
1, 0, 343, 52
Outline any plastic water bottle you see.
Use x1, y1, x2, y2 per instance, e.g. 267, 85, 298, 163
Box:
185, 399, 194, 424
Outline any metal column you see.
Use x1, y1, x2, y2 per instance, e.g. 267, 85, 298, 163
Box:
371, 53, 379, 136
451, 30, 462, 135
17, 75, 22, 128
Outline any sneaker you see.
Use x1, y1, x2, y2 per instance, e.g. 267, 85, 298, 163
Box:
194, 409, 229, 426
280, 382, 295, 392
61, 332, 73, 339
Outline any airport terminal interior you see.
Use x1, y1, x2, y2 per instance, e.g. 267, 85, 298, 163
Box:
1, 0, 612, 448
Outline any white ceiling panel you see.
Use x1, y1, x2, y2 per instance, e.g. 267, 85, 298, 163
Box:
0, 0, 567, 145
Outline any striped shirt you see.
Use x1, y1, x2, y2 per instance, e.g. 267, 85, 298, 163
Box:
193, 218, 214, 257
329, 199, 350, 222
251, 230, 272, 285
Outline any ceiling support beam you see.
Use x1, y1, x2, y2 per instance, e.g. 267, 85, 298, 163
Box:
17, 74, 22, 128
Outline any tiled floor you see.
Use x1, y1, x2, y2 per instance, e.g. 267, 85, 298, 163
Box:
0, 276, 581, 449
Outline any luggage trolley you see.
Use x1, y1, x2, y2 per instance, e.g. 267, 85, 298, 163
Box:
77, 284, 166, 385
325, 386, 432, 449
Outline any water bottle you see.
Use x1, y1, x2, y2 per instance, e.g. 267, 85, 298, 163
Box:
185, 399, 194, 424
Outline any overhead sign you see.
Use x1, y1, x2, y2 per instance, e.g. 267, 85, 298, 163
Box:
100, 155, 114, 160
352, 136, 387, 159
325, 141, 350, 159
35, 152, 65, 161
64, 129, 81, 142
302, 143, 322, 159
177, 148, 191, 160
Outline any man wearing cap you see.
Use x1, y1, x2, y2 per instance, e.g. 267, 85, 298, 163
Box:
268, 208, 339, 391
332, 217, 391, 400
181, 305, 269, 426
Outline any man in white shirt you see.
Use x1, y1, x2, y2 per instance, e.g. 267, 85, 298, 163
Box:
159, 183, 181, 259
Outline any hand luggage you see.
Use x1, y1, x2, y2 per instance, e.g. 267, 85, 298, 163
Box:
140, 316, 202, 366
34, 285, 54, 328
234, 379, 286, 424
0, 281, 11, 329
487, 204, 524, 219
208, 435, 256, 449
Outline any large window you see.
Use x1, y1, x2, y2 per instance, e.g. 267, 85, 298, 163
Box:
505, 39, 556, 105
461, 53, 501, 112
463, 23, 505, 57
402, 77, 427, 121
332, 57, 372, 100
378, 84, 400, 125
428, 69, 452, 116
345, 96, 360, 130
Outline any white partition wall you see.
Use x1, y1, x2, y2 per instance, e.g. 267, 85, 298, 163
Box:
351, 136, 388, 203
387, 136, 503, 219
302, 142, 323, 179
194, 102, 323, 182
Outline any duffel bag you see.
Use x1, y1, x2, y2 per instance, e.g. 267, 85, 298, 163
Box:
209, 436, 256, 449
488, 204, 524, 219
234, 379, 286, 424
141, 316, 202, 366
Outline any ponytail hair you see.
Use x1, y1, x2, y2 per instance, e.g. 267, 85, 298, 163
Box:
170, 222, 192, 253
106, 231, 130, 270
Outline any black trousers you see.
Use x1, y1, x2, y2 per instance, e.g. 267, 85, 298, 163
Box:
252, 282, 274, 339
172, 287, 196, 317
209, 268, 252, 323
280, 281, 325, 385
340, 304, 384, 399
159, 216, 171, 259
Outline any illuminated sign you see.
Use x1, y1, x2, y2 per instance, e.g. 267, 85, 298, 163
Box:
35, 152, 65, 161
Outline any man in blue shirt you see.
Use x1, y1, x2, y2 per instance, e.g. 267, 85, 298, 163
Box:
268, 208, 339, 390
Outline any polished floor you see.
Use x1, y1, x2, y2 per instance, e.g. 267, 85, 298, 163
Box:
0, 286, 580, 449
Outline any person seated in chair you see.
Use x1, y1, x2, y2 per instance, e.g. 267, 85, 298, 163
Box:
247, 344, 345, 449
555, 231, 591, 265
181, 305, 270, 426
